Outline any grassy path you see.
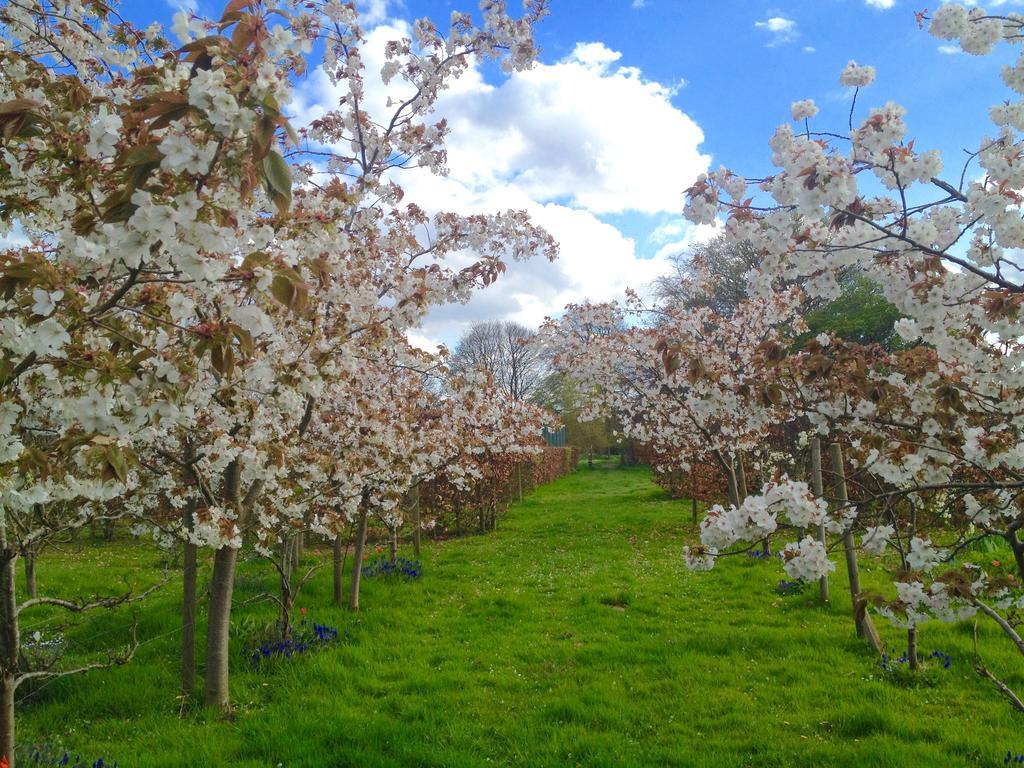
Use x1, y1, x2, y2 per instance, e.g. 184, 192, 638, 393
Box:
22, 462, 1024, 766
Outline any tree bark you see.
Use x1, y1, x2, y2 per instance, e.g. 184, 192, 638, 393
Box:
349, 509, 369, 612
830, 443, 880, 650
810, 438, 829, 603
0, 544, 18, 767
908, 627, 919, 671
203, 545, 237, 714
410, 485, 421, 559
203, 459, 242, 714
278, 535, 295, 640
21, 552, 35, 602
724, 458, 740, 509
0, 673, 13, 768
181, 500, 198, 698
388, 526, 398, 565
333, 533, 345, 607
691, 496, 698, 525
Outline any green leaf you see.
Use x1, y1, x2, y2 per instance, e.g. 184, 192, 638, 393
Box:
121, 144, 162, 167
105, 444, 129, 484
270, 274, 296, 308
261, 151, 292, 214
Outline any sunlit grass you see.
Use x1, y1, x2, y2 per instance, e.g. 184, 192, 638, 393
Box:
20, 462, 1024, 767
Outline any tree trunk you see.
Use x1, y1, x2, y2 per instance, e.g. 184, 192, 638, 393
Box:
278, 535, 295, 640
411, 485, 421, 559
691, 496, 698, 525
388, 526, 398, 565
349, 509, 369, 612
0, 674, 13, 768
516, 464, 523, 503
810, 438, 829, 603
21, 552, 35, 601
830, 443, 881, 651
736, 455, 749, 500
478, 507, 485, 534
724, 459, 740, 509
203, 458, 245, 715
181, 501, 198, 698
908, 626, 919, 671
204, 545, 238, 714
455, 503, 463, 537
0, 546, 18, 767
333, 533, 345, 607
1007, 530, 1024, 578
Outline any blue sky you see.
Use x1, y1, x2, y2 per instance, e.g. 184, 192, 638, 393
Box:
119, 0, 1019, 346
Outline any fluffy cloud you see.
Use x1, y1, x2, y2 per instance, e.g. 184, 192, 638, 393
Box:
755, 16, 799, 46
865, 0, 895, 8
291, 25, 710, 346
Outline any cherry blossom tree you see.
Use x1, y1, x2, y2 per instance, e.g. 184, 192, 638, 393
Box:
1, 0, 556, 756
671, 3, 1024, 703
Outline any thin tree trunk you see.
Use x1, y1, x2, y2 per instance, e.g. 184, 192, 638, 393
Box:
724, 458, 740, 509
0, 674, 13, 768
349, 509, 369, 612
830, 443, 881, 652
908, 627, 919, 671
810, 438, 829, 603
388, 526, 398, 565
279, 535, 295, 640
411, 485, 421, 559
22, 552, 35, 601
736, 454, 767, 555
0, 544, 18, 767
736, 455, 749, 499
690, 456, 699, 524
181, 500, 198, 698
204, 545, 238, 713
333, 533, 345, 607
516, 463, 523, 503
1007, 530, 1024, 578
204, 459, 242, 714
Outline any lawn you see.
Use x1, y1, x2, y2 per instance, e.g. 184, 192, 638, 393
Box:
19, 461, 1024, 767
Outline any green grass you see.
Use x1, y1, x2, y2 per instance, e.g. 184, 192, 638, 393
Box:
19, 463, 1024, 767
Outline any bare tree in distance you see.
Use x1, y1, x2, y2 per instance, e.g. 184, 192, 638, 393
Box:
651, 235, 761, 317
448, 321, 550, 402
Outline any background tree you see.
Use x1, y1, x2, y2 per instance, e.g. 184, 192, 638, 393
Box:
448, 321, 549, 401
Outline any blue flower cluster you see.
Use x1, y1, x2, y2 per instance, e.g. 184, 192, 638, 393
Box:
249, 618, 339, 667
747, 548, 773, 560
1005, 751, 1024, 764
28, 749, 115, 768
881, 649, 952, 672
361, 556, 422, 579
776, 579, 804, 595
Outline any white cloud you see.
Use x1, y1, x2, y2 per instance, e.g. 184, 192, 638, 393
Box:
803, 45, 816, 54
865, 0, 895, 8
632, 0, 646, 7
359, 0, 392, 25
938, 44, 961, 54
755, 16, 798, 46
0, 222, 28, 250
291, 27, 710, 346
